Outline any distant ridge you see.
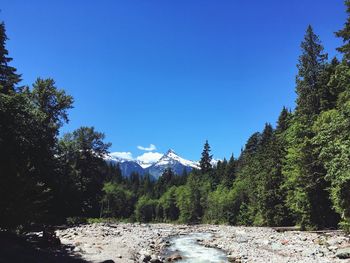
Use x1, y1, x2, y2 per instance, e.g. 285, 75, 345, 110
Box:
106, 149, 199, 178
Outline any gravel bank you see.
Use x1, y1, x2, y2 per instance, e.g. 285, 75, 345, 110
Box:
55, 223, 350, 263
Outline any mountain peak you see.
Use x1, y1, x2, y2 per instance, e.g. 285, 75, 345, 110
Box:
165, 149, 176, 156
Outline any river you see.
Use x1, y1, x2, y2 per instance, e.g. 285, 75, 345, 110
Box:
166, 232, 228, 263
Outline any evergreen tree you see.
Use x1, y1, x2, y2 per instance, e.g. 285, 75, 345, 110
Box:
336, 0, 350, 61
296, 25, 327, 120
319, 58, 341, 111
276, 107, 290, 132
215, 159, 227, 183
261, 114, 292, 226
129, 172, 141, 195
154, 168, 175, 198
313, 60, 350, 231
199, 140, 213, 174
140, 174, 154, 197
0, 22, 21, 94
222, 155, 235, 188
282, 26, 339, 229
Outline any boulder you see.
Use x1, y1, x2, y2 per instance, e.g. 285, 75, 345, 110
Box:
336, 247, 350, 259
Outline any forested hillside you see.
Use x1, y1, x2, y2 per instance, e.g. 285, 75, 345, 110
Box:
1, 1, 350, 233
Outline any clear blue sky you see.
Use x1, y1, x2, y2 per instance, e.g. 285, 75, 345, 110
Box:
0, 0, 346, 160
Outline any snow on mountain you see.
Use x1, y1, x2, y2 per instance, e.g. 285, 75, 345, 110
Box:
136, 152, 163, 168
105, 149, 199, 178
107, 152, 133, 163
146, 149, 199, 179
152, 149, 199, 169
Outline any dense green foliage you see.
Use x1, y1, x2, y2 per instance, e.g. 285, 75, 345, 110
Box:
1, 1, 350, 232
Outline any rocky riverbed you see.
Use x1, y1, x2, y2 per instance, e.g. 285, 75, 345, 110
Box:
55, 223, 350, 263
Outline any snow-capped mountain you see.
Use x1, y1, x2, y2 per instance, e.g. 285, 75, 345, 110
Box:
146, 149, 199, 179
106, 149, 199, 179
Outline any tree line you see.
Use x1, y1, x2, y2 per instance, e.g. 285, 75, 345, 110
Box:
1, 1, 350, 232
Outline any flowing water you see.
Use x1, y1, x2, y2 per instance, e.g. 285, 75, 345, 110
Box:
166, 233, 228, 263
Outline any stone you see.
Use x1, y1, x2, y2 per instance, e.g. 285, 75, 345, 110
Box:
262, 239, 270, 246
150, 254, 162, 263
73, 246, 81, 252
271, 243, 281, 250
166, 253, 182, 261
236, 236, 249, 243
336, 247, 350, 259
139, 254, 152, 262
327, 245, 338, 252
227, 255, 241, 262
281, 239, 289, 245
326, 237, 341, 247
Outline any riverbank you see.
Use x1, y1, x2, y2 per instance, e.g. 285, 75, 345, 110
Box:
55, 223, 350, 262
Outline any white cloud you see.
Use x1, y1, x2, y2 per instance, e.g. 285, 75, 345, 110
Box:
137, 144, 157, 151
136, 152, 163, 164
110, 151, 133, 160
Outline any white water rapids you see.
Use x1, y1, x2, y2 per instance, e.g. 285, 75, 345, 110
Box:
167, 233, 228, 263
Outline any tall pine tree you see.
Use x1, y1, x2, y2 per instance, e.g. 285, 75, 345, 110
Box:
283, 26, 338, 229
0, 22, 21, 94
295, 25, 327, 120
199, 140, 213, 174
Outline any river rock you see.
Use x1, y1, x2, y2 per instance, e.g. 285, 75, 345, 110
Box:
150, 256, 162, 263
227, 255, 241, 262
271, 243, 281, 250
336, 247, 350, 259
327, 245, 338, 252
73, 246, 81, 252
326, 237, 343, 247
166, 253, 182, 261
150, 254, 162, 263
262, 239, 270, 246
140, 254, 152, 262
236, 236, 249, 243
